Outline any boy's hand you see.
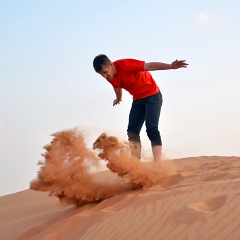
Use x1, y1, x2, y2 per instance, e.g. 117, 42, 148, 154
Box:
113, 99, 122, 106
172, 60, 188, 69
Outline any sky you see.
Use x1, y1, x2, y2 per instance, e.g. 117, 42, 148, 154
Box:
1, 0, 240, 196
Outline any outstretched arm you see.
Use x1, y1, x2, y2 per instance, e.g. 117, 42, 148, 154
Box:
113, 88, 122, 106
144, 60, 188, 71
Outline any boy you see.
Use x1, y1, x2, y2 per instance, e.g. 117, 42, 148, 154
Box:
93, 54, 188, 166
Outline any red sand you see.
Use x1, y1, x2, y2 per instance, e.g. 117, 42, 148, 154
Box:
1, 129, 240, 239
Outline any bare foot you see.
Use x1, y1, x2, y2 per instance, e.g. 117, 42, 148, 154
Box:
152, 161, 161, 174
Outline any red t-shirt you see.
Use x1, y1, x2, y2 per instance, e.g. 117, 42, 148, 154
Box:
107, 59, 160, 100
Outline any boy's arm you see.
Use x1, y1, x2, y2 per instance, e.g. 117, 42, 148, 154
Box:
144, 60, 188, 71
113, 88, 122, 106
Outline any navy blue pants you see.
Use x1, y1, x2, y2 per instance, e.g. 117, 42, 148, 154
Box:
127, 91, 163, 148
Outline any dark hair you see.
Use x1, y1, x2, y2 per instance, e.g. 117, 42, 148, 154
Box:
93, 54, 111, 72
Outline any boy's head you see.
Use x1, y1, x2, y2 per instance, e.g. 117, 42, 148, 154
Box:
93, 54, 116, 80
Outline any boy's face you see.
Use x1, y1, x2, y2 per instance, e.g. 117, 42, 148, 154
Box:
98, 63, 116, 81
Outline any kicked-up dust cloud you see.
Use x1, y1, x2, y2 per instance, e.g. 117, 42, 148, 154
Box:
30, 128, 175, 205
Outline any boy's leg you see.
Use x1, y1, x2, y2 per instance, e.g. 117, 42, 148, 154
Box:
152, 146, 162, 172
127, 99, 145, 159
145, 92, 163, 163
128, 135, 142, 159
152, 145, 162, 162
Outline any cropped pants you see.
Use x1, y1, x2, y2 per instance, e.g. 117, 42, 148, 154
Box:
127, 91, 163, 158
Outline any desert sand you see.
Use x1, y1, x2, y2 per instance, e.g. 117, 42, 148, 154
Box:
1, 130, 240, 240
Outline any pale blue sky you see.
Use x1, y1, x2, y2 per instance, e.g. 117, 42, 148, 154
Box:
1, 0, 240, 196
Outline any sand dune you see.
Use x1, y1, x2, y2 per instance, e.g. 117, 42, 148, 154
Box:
1, 130, 240, 239
1, 155, 240, 240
